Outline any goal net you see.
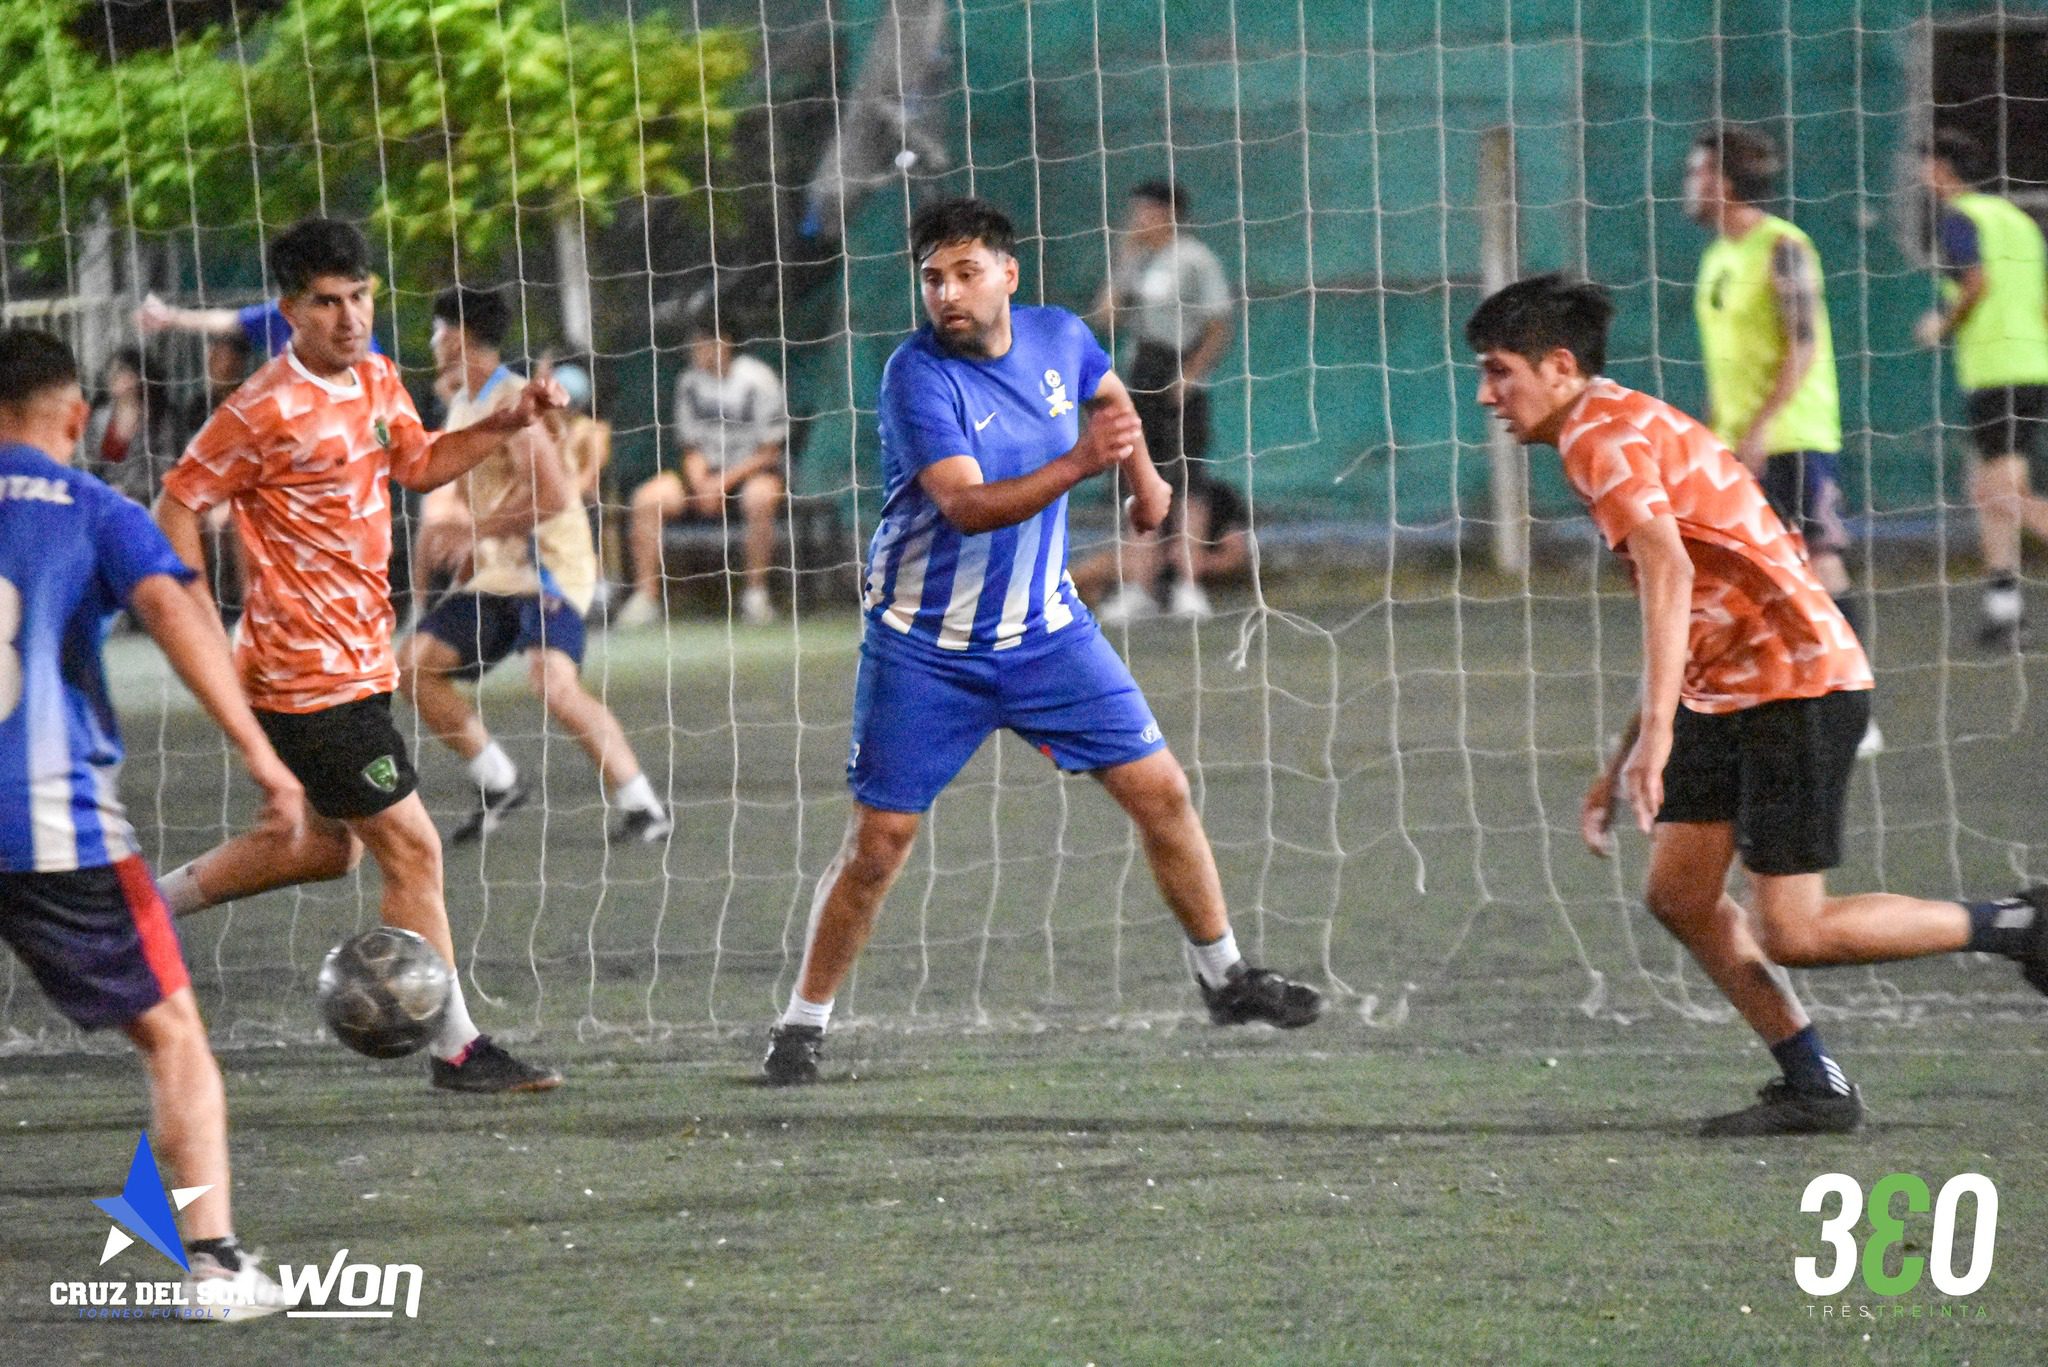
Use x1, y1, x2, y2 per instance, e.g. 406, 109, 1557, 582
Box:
2, 0, 2042, 1051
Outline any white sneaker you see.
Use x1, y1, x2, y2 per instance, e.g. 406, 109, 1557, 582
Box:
185, 1248, 297, 1321
740, 584, 776, 626
612, 592, 661, 630
1096, 585, 1158, 625
1167, 579, 1214, 621
1856, 718, 1885, 760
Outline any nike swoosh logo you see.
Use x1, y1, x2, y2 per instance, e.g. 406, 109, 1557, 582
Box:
974, 412, 997, 431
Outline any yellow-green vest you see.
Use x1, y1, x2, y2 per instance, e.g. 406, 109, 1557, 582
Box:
1695, 214, 1841, 454
1944, 192, 2048, 391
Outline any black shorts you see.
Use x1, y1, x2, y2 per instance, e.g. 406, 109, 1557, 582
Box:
1758, 451, 1849, 556
1965, 384, 2048, 468
0, 857, 189, 1030
416, 591, 587, 684
1656, 689, 1871, 876
255, 694, 418, 821
1128, 341, 1213, 494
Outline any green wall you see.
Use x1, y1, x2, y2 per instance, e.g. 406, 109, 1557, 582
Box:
775, 0, 1986, 533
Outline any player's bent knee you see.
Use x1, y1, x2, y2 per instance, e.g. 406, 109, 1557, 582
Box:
124, 991, 213, 1069
294, 823, 363, 882
849, 810, 919, 876
1754, 917, 1829, 968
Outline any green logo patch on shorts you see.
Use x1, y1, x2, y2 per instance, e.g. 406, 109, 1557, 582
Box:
362, 754, 400, 793
373, 418, 392, 448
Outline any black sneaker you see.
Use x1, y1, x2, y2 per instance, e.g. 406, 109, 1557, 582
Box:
608, 805, 674, 845
450, 782, 530, 845
2014, 886, 2048, 995
1698, 1079, 1863, 1137
1197, 965, 1324, 1029
762, 1023, 823, 1086
430, 1034, 562, 1093
1978, 616, 2025, 651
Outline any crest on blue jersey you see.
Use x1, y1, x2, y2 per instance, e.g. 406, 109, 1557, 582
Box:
1040, 368, 1072, 418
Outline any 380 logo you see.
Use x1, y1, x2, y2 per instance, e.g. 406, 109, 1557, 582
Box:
1795, 1172, 1997, 1297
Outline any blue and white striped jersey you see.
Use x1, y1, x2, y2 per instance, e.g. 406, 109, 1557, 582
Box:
864, 306, 1113, 654
0, 444, 194, 872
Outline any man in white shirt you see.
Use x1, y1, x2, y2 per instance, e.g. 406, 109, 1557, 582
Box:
1089, 180, 1236, 622
617, 318, 789, 627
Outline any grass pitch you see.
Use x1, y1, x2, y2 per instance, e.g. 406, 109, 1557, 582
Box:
2, 562, 2043, 1364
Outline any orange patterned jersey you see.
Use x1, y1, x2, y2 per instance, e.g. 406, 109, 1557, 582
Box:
163, 351, 436, 713
1557, 378, 1872, 714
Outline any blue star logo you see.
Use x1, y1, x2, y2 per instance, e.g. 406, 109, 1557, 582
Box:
92, 1132, 206, 1271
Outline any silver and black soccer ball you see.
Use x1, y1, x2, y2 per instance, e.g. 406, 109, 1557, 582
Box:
316, 927, 452, 1059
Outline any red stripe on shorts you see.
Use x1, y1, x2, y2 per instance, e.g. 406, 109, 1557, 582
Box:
112, 856, 191, 999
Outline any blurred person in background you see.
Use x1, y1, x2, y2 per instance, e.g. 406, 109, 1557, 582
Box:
1915, 128, 2048, 649
617, 314, 788, 628
1685, 124, 1879, 757
1090, 180, 1235, 623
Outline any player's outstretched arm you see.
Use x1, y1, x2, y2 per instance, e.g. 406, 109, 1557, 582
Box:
401, 371, 570, 493
128, 574, 305, 846
1091, 372, 1171, 534
1618, 514, 1693, 831
919, 407, 1143, 535
135, 292, 243, 339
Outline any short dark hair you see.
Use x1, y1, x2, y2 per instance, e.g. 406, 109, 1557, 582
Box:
267, 217, 370, 297
432, 284, 511, 350
0, 329, 80, 409
1693, 124, 1781, 205
1922, 128, 1990, 186
1464, 273, 1615, 377
1130, 179, 1189, 222
909, 197, 1016, 264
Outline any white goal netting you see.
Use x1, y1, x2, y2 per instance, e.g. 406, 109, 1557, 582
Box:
3, 0, 2044, 1051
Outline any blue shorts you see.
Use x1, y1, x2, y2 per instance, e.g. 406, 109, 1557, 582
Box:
416, 591, 586, 683
0, 857, 189, 1029
1760, 451, 1848, 556
847, 625, 1166, 814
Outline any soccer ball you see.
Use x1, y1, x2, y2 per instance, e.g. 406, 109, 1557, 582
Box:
316, 927, 452, 1059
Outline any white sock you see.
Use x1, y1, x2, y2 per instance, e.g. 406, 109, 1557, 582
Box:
431, 970, 482, 1062
1188, 929, 1242, 989
613, 772, 661, 816
1985, 584, 2024, 625
467, 742, 517, 793
780, 994, 833, 1031
158, 863, 209, 916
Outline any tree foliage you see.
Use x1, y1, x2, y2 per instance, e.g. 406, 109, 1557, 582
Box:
0, 0, 750, 287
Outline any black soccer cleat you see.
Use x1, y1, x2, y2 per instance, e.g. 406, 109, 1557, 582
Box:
2014, 885, 2048, 996
449, 781, 530, 845
430, 1034, 562, 1093
762, 1023, 824, 1086
1977, 616, 2025, 651
1698, 1079, 1863, 1137
607, 805, 674, 846
1198, 965, 1324, 1029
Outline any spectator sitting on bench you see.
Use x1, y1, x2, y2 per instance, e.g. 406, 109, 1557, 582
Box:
616, 316, 788, 628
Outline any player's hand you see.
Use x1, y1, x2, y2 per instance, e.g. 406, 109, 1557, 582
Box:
1073, 409, 1142, 476
1913, 309, 1947, 349
249, 756, 307, 849
476, 365, 569, 432
1619, 719, 1672, 835
1580, 765, 1619, 859
134, 292, 175, 335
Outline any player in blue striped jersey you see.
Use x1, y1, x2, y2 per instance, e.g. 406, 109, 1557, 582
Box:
763, 200, 1322, 1083
0, 329, 305, 1311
